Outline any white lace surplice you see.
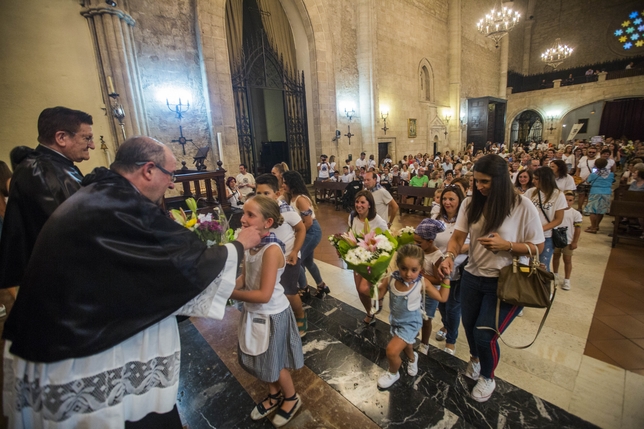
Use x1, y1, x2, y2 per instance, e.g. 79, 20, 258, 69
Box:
3, 243, 238, 429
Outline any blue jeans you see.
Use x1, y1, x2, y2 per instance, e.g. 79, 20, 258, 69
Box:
460, 271, 521, 379
540, 237, 553, 271
298, 219, 324, 288
437, 278, 461, 344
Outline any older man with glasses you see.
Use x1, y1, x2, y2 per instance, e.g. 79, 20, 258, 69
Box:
2, 136, 262, 428
0, 106, 94, 303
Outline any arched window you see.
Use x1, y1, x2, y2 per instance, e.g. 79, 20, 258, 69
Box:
421, 66, 430, 101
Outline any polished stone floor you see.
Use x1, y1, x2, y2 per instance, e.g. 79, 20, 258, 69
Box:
174, 203, 644, 429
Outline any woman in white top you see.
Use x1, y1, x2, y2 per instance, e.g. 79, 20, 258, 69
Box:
349, 190, 388, 324
524, 167, 567, 270
562, 145, 575, 173
550, 160, 577, 192
226, 176, 242, 207
400, 164, 410, 182
439, 155, 544, 403
328, 155, 337, 175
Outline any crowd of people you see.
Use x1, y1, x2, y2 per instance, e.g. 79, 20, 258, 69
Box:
1, 105, 643, 426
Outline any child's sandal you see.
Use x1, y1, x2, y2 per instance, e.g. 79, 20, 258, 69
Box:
272, 393, 302, 427
296, 317, 307, 338
374, 298, 384, 315
250, 391, 283, 420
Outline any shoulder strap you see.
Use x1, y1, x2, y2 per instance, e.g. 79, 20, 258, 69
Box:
537, 191, 551, 223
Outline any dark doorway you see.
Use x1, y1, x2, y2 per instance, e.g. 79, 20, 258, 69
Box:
378, 142, 390, 167
466, 96, 507, 153
510, 110, 543, 144
261, 141, 289, 174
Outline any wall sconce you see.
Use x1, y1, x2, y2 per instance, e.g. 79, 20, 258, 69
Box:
443, 112, 452, 138
167, 98, 190, 119
381, 110, 389, 135
590, 109, 596, 115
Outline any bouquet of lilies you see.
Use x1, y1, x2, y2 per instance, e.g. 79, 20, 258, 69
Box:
329, 219, 398, 314
169, 198, 234, 247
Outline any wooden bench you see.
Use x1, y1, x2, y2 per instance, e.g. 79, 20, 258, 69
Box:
396, 185, 437, 215
313, 181, 348, 210
610, 190, 644, 248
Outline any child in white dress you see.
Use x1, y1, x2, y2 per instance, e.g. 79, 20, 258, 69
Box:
231, 196, 304, 427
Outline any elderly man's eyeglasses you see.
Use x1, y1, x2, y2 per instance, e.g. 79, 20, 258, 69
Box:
65, 130, 94, 143
135, 161, 176, 182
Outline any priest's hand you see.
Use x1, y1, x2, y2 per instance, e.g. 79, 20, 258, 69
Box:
236, 226, 262, 249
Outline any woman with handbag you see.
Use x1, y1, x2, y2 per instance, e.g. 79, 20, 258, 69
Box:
524, 167, 567, 271
438, 155, 544, 403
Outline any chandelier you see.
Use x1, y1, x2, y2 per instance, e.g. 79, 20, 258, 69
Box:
477, 1, 521, 48
541, 38, 573, 69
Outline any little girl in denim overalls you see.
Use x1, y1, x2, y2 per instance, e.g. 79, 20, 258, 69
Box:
375, 244, 450, 389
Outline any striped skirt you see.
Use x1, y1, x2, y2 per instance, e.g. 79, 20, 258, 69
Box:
238, 307, 304, 383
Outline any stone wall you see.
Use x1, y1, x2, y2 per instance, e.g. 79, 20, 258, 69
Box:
129, 0, 215, 171
509, 0, 643, 75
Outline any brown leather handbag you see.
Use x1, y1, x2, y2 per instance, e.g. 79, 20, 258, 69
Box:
479, 246, 556, 349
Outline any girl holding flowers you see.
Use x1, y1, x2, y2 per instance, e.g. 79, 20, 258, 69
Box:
375, 244, 450, 389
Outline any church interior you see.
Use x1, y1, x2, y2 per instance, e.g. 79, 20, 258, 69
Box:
1, 0, 644, 428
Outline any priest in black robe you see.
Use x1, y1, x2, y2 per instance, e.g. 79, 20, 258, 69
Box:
2, 137, 262, 428
0, 106, 95, 291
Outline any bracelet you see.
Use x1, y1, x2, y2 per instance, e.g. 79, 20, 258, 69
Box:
440, 283, 451, 289
445, 251, 456, 260
508, 241, 513, 253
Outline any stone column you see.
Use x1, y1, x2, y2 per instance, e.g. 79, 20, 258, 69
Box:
357, 0, 376, 156
499, 36, 509, 98
448, 0, 462, 152
80, 0, 148, 147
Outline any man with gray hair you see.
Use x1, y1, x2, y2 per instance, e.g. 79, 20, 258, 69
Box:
2, 136, 262, 428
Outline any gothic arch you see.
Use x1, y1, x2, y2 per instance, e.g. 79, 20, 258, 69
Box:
418, 58, 435, 104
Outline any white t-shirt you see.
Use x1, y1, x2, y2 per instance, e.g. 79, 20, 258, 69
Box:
562, 153, 575, 167
274, 200, 303, 257
559, 208, 583, 244
340, 172, 355, 183
577, 156, 597, 180
368, 159, 376, 170
523, 188, 568, 238
455, 196, 545, 277
355, 158, 368, 169
422, 249, 444, 280
371, 188, 393, 223
555, 175, 577, 191
236, 172, 255, 198
317, 162, 330, 179
349, 214, 388, 233
329, 161, 336, 175
432, 218, 469, 280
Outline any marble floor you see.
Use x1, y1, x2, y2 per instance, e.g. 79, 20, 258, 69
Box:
174, 203, 644, 429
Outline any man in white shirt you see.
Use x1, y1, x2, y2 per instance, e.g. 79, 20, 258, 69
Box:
355, 152, 368, 170
600, 148, 616, 172
340, 166, 355, 183
363, 171, 398, 226
236, 163, 255, 200
576, 146, 598, 212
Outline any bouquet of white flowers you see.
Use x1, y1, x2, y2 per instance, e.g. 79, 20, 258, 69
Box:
329, 219, 398, 314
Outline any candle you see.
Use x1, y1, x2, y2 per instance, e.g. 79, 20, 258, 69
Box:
217, 132, 224, 166
107, 76, 116, 94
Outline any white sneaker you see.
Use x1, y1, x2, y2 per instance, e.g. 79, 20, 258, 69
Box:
435, 330, 447, 341
562, 280, 571, 291
407, 352, 419, 376
417, 343, 430, 355
471, 376, 496, 402
465, 360, 480, 381
377, 371, 400, 389
443, 347, 455, 355
517, 309, 524, 317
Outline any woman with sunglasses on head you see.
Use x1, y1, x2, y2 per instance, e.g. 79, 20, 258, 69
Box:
438, 154, 544, 403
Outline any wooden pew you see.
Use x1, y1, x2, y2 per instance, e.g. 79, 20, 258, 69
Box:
313, 181, 349, 210
396, 185, 437, 215
610, 190, 644, 248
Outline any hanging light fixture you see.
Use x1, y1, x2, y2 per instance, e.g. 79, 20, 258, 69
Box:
477, 1, 521, 48
541, 38, 573, 69
541, 0, 573, 69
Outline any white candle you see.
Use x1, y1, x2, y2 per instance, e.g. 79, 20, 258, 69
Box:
217, 132, 224, 166
107, 76, 116, 94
